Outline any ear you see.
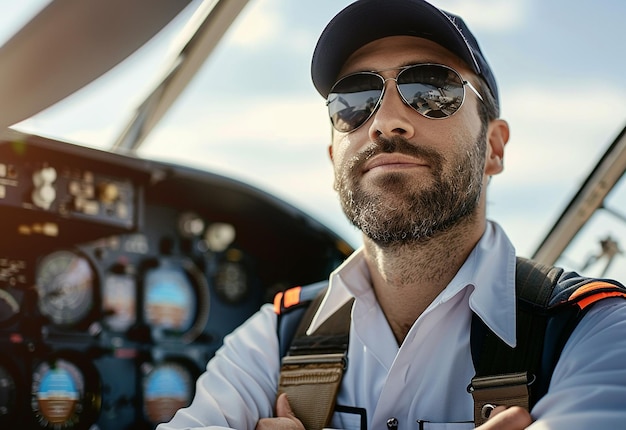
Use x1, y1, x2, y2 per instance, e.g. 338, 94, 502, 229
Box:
328, 144, 334, 162
484, 119, 509, 176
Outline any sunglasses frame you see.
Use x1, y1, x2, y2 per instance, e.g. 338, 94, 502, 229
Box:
326, 63, 484, 133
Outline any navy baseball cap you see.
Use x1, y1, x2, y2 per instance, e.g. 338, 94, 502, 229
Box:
311, 0, 499, 110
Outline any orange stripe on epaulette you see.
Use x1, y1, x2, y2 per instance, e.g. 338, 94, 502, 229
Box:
284, 286, 302, 308
273, 286, 303, 315
273, 292, 284, 314
568, 281, 626, 310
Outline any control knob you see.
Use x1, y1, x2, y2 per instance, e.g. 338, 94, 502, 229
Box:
31, 167, 57, 210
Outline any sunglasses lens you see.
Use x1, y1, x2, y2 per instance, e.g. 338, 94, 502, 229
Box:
327, 73, 383, 132
397, 65, 465, 118
326, 65, 469, 132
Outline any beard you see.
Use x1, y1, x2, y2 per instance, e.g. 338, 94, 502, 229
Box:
335, 126, 487, 247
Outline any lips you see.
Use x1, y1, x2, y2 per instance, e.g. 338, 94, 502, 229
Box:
362, 153, 430, 173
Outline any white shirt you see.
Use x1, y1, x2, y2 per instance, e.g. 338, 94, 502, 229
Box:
157, 221, 626, 430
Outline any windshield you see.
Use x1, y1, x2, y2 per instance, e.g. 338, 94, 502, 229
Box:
2, 0, 626, 278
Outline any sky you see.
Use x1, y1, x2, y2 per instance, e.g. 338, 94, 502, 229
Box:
3, 0, 626, 278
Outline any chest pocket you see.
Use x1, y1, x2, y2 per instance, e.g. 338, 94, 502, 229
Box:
331, 406, 367, 430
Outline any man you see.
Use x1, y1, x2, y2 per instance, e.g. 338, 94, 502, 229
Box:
158, 1, 626, 429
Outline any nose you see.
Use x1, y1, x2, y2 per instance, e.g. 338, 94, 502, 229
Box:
368, 78, 416, 140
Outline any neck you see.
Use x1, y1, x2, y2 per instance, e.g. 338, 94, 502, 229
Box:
363, 215, 486, 345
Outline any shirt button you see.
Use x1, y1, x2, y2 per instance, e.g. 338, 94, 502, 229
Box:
387, 417, 398, 429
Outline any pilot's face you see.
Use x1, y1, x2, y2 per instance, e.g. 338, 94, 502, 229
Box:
327, 36, 504, 245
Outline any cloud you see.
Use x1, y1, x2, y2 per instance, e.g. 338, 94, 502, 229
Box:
176, 96, 331, 146
428, 0, 529, 31
227, 0, 283, 48
499, 82, 626, 186
487, 80, 626, 257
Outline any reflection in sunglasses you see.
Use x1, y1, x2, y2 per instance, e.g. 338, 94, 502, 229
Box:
327, 63, 480, 132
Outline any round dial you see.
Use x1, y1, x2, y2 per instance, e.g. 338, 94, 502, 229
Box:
213, 249, 250, 304
0, 361, 18, 425
35, 250, 95, 326
102, 273, 136, 332
143, 258, 209, 343
0, 289, 20, 327
30, 354, 100, 429
142, 361, 194, 425
144, 266, 194, 333
214, 259, 249, 304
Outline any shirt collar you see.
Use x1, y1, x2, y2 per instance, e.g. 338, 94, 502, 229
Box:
306, 248, 367, 335
461, 221, 518, 346
308, 221, 518, 346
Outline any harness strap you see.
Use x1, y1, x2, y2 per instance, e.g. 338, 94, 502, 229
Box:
278, 258, 626, 428
469, 257, 563, 425
469, 258, 626, 425
278, 290, 353, 430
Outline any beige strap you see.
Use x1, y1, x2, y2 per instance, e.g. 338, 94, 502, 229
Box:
279, 354, 345, 430
469, 372, 531, 426
277, 295, 353, 429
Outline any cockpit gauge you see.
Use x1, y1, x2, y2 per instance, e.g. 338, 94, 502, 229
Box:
204, 222, 236, 252
143, 258, 209, 343
141, 361, 196, 426
0, 356, 20, 427
36, 250, 97, 325
0, 259, 27, 327
102, 272, 136, 332
0, 288, 21, 327
177, 211, 205, 239
213, 248, 250, 304
30, 352, 101, 430
35, 250, 96, 326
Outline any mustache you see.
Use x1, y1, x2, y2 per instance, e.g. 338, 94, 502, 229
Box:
351, 135, 444, 173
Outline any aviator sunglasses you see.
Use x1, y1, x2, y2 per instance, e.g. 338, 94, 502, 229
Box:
327, 63, 484, 133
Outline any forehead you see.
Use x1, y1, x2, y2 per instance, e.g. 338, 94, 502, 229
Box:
338, 35, 473, 78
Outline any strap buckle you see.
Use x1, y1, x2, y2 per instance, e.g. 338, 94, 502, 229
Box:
282, 352, 347, 368
467, 372, 534, 426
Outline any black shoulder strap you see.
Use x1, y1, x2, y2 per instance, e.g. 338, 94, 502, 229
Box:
471, 257, 562, 382
469, 257, 565, 424
470, 256, 626, 417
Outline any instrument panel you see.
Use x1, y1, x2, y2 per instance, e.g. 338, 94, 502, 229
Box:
0, 130, 352, 429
